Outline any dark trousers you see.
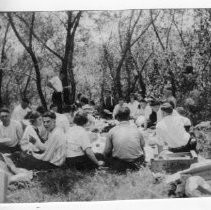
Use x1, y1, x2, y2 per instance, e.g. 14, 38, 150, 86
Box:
105, 155, 145, 173
52, 91, 63, 113
169, 137, 197, 153
66, 153, 104, 171
0, 144, 20, 154
12, 151, 57, 171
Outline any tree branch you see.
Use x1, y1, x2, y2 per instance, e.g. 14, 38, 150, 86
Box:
7, 13, 30, 52
14, 13, 64, 60
29, 12, 35, 49
130, 11, 160, 47
150, 10, 165, 51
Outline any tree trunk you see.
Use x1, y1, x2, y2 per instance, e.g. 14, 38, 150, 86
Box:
29, 51, 47, 108
61, 11, 81, 105
0, 23, 10, 105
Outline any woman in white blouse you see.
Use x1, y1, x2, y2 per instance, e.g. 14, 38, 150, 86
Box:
20, 111, 44, 153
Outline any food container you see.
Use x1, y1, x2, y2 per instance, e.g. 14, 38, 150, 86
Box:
151, 150, 198, 174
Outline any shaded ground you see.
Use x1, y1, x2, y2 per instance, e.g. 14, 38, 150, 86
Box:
7, 167, 168, 202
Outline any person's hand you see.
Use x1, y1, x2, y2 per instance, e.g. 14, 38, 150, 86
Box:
104, 109, 112, 115
26, 147, 33, 155
97, 161, 105, 168
29, 135, 37, 144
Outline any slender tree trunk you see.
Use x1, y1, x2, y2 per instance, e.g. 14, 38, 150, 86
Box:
29, 51, 47, 108
0, 23, 10, 105
8, 13, 47, 108
61, 11, 81, 105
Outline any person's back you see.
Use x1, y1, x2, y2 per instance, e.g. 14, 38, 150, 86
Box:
109, 122, 144, 162
104, 107, 145, 172
66, 125, 90, 158
55, 113, 70, 133
156, 110, 190, 148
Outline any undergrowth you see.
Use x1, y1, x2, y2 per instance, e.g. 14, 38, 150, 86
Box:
7, 167, 168, 203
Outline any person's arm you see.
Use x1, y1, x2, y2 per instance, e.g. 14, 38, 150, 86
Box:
16, 122, 24, 144
155, 125, 166, 146
112, 105, 118, 119
85, 147, 101, 166
103, 132, 113, 157
139, 131, 145, 149
47, 80, 57, 92
30, 137, 47, 151
0, 138, 12, 146
143, 119, 148, 130
80, 131, 103, 167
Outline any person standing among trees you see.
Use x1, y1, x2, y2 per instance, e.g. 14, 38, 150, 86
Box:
47, 71, 63, 113
112, 97, 128, 119
127, 93, 139, 120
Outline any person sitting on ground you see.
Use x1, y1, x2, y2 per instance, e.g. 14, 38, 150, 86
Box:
103, 107, 145, 172
80, 97, 95, 115
20, 111, 46, 153
78, 97, 96, 130
176, 107, 192, 132
89, 100, 98, 116
127, 93, 139, 120
36, 106, 47, 116
11, 98, 31, 122
75, 93, 82, 108
144, 100, 160, 129
50, 103, 70, 133
112, 97, 128, 119
0, 107, 23, 153
36, 106, 48, 142
102, 90, 115, 119
136, 99, 151, 127
62, 104, 77, 127
15, 111, 66, 170
156, 103, 197, 153
65, 111, 104, 170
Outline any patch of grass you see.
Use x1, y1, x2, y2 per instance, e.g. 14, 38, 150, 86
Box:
7, 167, 168, 203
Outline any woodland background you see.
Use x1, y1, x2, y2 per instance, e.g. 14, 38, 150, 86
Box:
0, 9, 211, 124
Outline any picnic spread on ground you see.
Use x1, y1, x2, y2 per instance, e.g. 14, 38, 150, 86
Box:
0, 84, 211, 202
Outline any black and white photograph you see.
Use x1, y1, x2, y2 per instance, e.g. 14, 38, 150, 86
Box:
0, 0, 211, 207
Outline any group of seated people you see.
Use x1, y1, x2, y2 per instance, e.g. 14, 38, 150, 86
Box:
0, 85, 197, 173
